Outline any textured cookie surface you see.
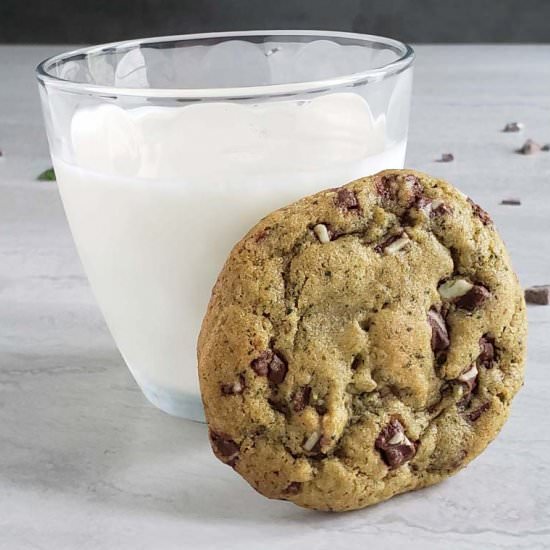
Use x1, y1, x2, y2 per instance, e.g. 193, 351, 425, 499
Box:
198, 169, 527, 512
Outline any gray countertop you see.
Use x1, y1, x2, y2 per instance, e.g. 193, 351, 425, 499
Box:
1, 45, 549, 550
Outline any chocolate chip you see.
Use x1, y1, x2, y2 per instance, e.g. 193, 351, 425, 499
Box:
267, 353, 288, 384
210, 431, 240, 463
268, 398, 289, 415
375, 175, 395, 201
292, 386, 311, 412
457, 364, 478, 394
455, 284, 491, 311
403, 174, 422, 206
221, 374, 246, 395
427, 308, 450, 352
542, 144, 550, 152
375, 418, 417, 469
466, 402, 490, 422
502, 122, 523, 133
432, 202, 452, 216
415, 195, 431, 212
435, 351, 447, 367
500, 198, 521, 205
284, 482, 302, 495
525, 285, 550, 305
335, 188, 359, 211
315, 403, 328, 416
417, 197, 451, 218
376, 173, 421, 208
437, 153, 454, 162
254, 228, 271, 242
251, 350, 273, 376
467, 198, 492, 225
478, 335, 495, 368
449, 449, 468, 469
517, 139, 541, 155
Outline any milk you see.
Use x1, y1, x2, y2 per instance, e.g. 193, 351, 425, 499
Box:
55, 93, 406, 420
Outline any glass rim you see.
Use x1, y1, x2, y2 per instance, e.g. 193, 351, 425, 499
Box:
36, 30, 415, 100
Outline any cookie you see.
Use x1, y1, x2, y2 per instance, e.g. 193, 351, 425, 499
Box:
198, 169, 527, 512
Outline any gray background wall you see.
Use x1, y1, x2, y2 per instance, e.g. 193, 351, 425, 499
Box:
1, 0, 549, 44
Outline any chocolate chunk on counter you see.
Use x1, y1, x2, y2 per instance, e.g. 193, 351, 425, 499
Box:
455, 284, 491, 311
517, 139, 541, 155
375, 418, 417, 469
502, 122, 524, 133
524, 285, 550, 305
427, 308, 450, 352
437, 153, 454, 163
500, 198, 521, 205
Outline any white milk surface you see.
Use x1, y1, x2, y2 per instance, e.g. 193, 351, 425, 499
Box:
55, 93, 406, 418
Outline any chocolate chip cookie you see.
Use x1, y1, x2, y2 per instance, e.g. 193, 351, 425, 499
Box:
198, 169, 527, 512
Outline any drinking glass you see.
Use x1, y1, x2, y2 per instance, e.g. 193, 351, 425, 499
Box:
36, 31, 414, 421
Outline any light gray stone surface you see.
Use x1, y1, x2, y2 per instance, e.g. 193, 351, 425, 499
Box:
1, 45, 549, 549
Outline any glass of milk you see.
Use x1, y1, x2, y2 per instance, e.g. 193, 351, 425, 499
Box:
36, 31, 414, 421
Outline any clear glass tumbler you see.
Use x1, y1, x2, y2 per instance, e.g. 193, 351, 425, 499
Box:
36, 31, 414, 421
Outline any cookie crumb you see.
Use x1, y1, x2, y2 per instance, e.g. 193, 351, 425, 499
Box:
37, 167, 56, 181
524, 285, 550, 305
